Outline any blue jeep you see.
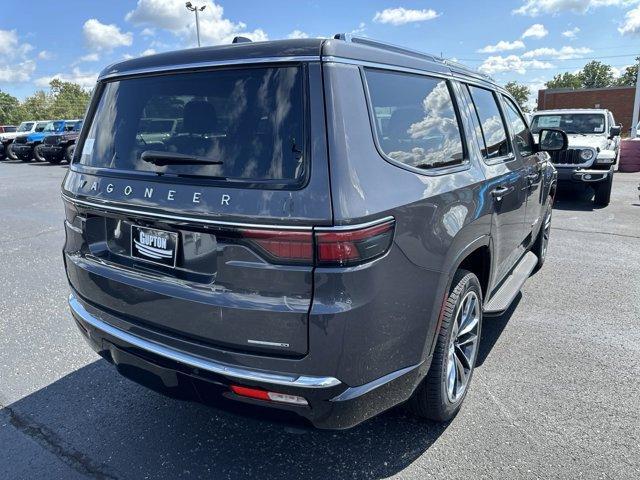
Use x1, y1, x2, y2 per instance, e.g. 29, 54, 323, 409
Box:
13, 120, 78, 162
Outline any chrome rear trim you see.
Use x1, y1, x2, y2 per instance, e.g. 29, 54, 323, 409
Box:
69, 294, 341, 389
61, 193, 314, 231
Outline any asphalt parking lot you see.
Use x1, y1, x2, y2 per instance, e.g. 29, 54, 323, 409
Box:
0, 160, 638, 480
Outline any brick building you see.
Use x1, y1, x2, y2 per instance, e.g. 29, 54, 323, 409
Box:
537, 86, 636, 135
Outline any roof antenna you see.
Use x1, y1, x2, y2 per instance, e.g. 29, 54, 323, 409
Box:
232, 36, 252, 44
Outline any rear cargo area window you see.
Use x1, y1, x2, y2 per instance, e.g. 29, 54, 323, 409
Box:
364, 69, 465, 170
77, 66, 306, 184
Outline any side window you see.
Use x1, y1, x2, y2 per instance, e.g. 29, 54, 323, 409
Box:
502, 96, 534, 157
467, 85, 512, 160
365, 69, 466, 170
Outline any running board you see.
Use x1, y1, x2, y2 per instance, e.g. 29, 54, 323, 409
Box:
484, 251, 538, 314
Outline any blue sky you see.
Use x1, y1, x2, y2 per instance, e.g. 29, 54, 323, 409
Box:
1, 0, 639, 105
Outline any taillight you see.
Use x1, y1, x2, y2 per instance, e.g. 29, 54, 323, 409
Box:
240, 229, 313, 263
315, 219, 395, 266
238, 218, 395, 267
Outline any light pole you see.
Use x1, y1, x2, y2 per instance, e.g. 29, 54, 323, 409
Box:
185, 2, 206, 47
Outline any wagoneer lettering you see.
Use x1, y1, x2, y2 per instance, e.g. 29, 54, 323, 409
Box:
63, 35, 563, 429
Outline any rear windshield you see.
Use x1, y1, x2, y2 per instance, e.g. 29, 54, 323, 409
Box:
77, 66, 306, 184
3, 126, 16, 132
531, 113, 605, 134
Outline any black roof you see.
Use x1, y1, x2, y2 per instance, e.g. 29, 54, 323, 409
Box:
99, 36, 497, 88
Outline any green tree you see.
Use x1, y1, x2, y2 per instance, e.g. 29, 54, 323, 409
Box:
504, 81, 531, 112
48, 79, 91, 119
578, 61, 614, 89
615, 57, 639, 86
19, 90, 53, 121
545, 72, 582, 90
0, 91, 21, 124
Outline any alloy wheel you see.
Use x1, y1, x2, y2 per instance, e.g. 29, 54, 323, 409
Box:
541, 209, 552, 260
446, 290, 480, 403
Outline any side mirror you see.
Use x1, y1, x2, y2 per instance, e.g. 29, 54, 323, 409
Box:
609, 124, 622, 138
538, 128, 568, 152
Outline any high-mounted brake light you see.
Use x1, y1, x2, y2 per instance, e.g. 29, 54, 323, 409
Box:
315, 219, 395, 266
238, 218, 395, 267
230, 385, 308, 406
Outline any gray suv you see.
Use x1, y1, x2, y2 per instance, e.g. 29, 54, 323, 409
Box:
62, 35, 565, 429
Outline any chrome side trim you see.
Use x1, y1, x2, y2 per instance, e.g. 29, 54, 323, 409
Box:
99, 56, 320, 80
69, 294, 341, 389
61, 193, 314, 231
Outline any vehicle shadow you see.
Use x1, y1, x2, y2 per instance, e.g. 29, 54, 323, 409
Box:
476, 293, 521, 367
2, 360, 449, 479
551, 184, 603, 211
26, 162, 68, 168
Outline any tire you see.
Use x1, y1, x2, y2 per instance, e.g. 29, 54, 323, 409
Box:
594, 175, 612, 207
408, 270, 482, 422
48, 155, 62, 165
532, 203, 552, 271
6, 143, 18, 160
33, 144, 45, 162
64, 144, 75, 163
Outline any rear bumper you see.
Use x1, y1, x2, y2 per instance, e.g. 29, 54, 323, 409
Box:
69, 292, 426, 429
557, 167, 613, 183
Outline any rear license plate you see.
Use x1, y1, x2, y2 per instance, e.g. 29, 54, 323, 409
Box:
131, 225, 178, 268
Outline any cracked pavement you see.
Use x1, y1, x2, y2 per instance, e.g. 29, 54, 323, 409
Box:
1, 160, 639, 479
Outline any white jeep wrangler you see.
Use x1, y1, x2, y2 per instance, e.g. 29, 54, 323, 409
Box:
530, 108, 621, 206
0, 120, 42, 160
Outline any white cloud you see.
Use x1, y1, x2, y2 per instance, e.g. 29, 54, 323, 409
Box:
514, 0, 638, 16
0, 30, 35, 84
619, 5, 640, 35
125, 0, 268, 46
478, 40, 525, 53
373, 7, 440, 25
83, 19, 133, 51
522, 23, 549, 38
141, 48, 157, 56
37, 50, 53, 60
522, 45, 592, 59
562, 26, 581, 38
141, 27, 156, 37
0, 60, 36, 83
287, 30, 309, 39
79, 53, 100, 63
0, 29, 33, 58
34, 67, 98, 89
479, 55, 554, 75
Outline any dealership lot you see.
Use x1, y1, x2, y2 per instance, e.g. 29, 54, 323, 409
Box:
0, 160, 638, 479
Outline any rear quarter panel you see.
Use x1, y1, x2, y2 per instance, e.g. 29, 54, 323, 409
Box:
318, 63, 493, 385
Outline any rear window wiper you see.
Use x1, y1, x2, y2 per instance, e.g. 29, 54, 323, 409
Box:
141, 150, 223, 166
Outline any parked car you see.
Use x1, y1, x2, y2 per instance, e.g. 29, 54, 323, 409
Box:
62, 35, 565, 429
11, 120, 59, 162
0, 121, 41, 160
0, 125, 17, 133
41, 120, 83, 164
530, 108, 621, 206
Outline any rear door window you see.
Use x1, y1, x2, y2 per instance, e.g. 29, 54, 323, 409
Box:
467, 85, 512, 161
501, 96, 534, 157
364, 69, 466, 170
77, 66, 307, 185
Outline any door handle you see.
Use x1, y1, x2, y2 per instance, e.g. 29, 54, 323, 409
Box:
491, 186, 511, 199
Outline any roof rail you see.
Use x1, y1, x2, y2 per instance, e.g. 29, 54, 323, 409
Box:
333, 33, 438, 62
333, 33, 495, 83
